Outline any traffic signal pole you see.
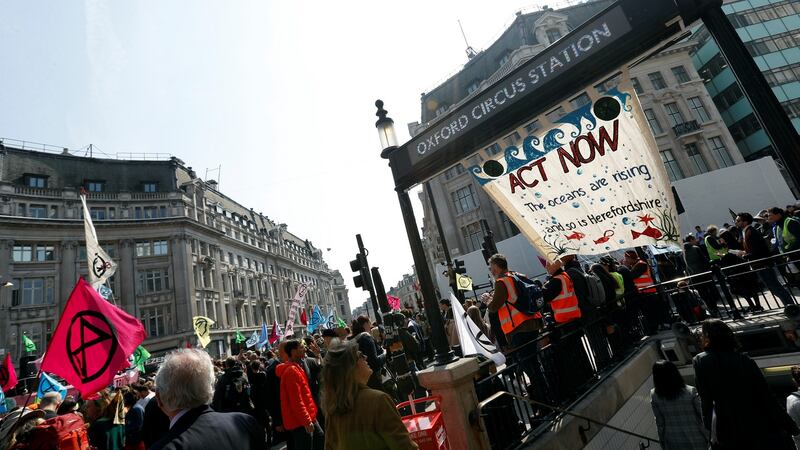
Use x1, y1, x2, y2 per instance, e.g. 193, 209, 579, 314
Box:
352, 234, 382, 325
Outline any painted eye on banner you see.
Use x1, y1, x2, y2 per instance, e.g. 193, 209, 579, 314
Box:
482, 159, 505, 177
593, 96, 621, 121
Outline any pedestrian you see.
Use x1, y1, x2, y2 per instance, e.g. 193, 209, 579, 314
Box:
85, 390, 126, 450
670, 281, 706, 324
693, 319, 798, 449
321, 339, 418, 449
737, 212, 795, 307
131, 382, 155, 410
694, 225, 704, 242
38, 391, 61, 420
123, 390, 145, 450
277, 339, 324, 450
347, 315, 384, 390
247, 360, 270, 439
141, 382, 171, 448
623, 250, 667, 334
149, 348, 264, 450
683, 234, 721, 316
439, 299, 460, 350
486, 253, 548, 410
265, 341, 289, 449
788, 365, 800, 450
705, 225, 728, 262
211, 357, 254, 415
541, 258, 582, 325
650, 360, 708, 449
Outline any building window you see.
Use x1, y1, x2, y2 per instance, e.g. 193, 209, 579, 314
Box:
18, 278, 54, 306
86, 181, 105, 192
648, 72, 667, 90
36, 246, 55, 261
524, 120, 540, 135
571, 92, 591, 108
451, 185, 478, 214
504, 132, 520, 147
687, 96, 710, 123
660, 150, 684, 182
434, 105, 448, 117
24, 175, 47, 188
664, 102, 685, 127
728, 113, 762, 142
443, 164, 465, 180
685, 143, 709, 174
137, 269, 171, 294
153, 240, 168, 256
28, 204, 47, 218
712, 83, 744, 110
546, 28, 562, 44
142, 182, 157, 193
762, 63, 800, 87
90, 207, 106, 221
671, 66, 690, 84
545, 106, 565, 122
340, 304, 346, 315
461, 222, 483, 253
135, 240, 168, 257
140, 307, 167, 337
13, 245, 33, 262
499, 211, 520, 237
708, 136, 734, 168
486, 143, 502, 155
467, 81, 480, 95
631, 77, 643, 94
644, 109, 664, 135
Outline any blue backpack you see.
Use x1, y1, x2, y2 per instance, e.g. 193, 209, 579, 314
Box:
508, 273, 545, 315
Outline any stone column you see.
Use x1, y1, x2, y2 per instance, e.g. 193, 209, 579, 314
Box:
0, 240, 14, 354
416, 358, 491, 450
119, 239, 136, 316
59, 241, 78, 310
171, 233, 195, 335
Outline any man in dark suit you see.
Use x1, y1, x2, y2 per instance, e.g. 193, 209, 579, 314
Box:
737, 212, 795, 307
149, 348, 265, 450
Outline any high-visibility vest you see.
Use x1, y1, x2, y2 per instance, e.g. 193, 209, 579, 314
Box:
496, 273, 540, 335
782, 217, 798, 252
705, 235, 727, 261
633, 261, 657, 294
610, 271, 624, 299
551, 272, 581, 324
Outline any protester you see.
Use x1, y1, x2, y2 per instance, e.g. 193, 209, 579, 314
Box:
788, 366, 800, 450
624, 250, 668, 334
464, 299, 489, 338
265, 341, 289, 448
0, 408, 46, 449
650, 360, 708, 449
321, 328, 337, 351
683, 234, 721, 316
211, 357, 254, 415
541, 258, 582, 325
132, 382, 155, 410
737, 212, 795, 307
57, 396, 79, 416
123, 390, 145, 450
85, 390, 126, 450
693, 225, 704, 242
693, 319, 798, 449
247, 360, 270, 439
347, 315, 384, 390
39, 391, 61, 420
277, 339, 324, 450
321, 339, 418, 449
670, 281, 706, 324
150, 348, 264, 450
770, 207, 800, 255
704, 225, 728, 262
439, 299, 459, 349
141, 383, 170, 448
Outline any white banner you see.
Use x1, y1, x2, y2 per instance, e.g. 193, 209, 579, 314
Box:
81, 194, 117, 290
450, 294, 505, 367
470, 75, 679, 260
283, 283, 309, 337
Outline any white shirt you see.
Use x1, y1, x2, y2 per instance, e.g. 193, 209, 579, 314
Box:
135, 391, 155, 410
169, 409, 191, 429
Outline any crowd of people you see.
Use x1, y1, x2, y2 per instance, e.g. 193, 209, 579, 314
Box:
0, 323, 421, 450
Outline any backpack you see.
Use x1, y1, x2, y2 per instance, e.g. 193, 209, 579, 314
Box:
583, 272, 607, 307
222, 374, 253, 413
24, 413, 90, 450
508, 273, 544, 315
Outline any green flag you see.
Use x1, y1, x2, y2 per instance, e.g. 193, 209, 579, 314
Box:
22, 335, 36, 353
132, 345, 151, 372
234, 331, 247, 344
336, 318, 347, 328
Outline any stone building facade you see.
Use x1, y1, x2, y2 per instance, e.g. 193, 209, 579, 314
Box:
387, 270, 420, 312
411, 1, 744, 278
0, 143, 349, 362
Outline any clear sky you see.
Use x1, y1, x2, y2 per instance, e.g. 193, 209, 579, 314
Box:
0, 0, 558, 309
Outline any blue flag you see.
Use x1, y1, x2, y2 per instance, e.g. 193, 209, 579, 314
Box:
37, 373, 67, 400
245, 330, 259, 349
0, 386, 6, 413
307, 305, 325, 333
256, 323, 269, 350
325, 307, 336, 330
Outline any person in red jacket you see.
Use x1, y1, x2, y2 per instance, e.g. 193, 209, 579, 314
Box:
277, 339, 324, 450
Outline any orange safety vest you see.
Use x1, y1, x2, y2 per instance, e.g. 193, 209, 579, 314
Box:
633, 260, 657, 294
496, 272, 540, 335
551, 272, 581, 324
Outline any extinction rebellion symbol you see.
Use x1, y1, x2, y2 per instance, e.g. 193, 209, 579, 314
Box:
92, 253, 112, 278
66, 310, 118, 383
193, 317, 211, 336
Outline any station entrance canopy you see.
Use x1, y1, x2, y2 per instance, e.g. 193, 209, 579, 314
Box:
387, 0, 702, 259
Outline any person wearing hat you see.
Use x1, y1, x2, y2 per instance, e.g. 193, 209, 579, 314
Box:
0, 408, 47, 449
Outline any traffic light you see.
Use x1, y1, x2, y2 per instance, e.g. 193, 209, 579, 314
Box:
453, 259, 466, 275
350, 253, 369, 290
480, 220, 498, 265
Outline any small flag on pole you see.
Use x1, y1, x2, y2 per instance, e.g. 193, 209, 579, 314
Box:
268, 320, 282, 345
387, 295, 401, 310
245, 331, 259, 349
41, 278, 145, 398
22, 335, 36, 353
307, 305, 325, 333
192, 316, 215, 348
336, 317, 347, 328
325, 308, 336, 329
234, 331, 247, 344
37, 373, 67, 400
257, 323, 269, 349
0, 354, 16, 391
456, 273, 473, 291
80, 193, 117, 291
132, 346, 151, 372
300, 308, 308, 326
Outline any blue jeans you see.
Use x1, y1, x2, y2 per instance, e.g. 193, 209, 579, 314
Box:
758, 267, 795, 306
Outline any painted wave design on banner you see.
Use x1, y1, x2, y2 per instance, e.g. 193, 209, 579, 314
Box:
469, 81, 678, 259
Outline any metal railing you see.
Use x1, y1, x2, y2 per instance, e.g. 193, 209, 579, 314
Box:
672, 119, 701, 136
474, 311, 648, 449
478, 391, 660, 449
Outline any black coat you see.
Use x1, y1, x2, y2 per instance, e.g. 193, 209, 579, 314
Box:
693, 351, 798, 449
142, 396, 170, 448
149, 405, 264, 450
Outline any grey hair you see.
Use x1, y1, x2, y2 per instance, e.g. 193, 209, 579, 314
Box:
154, 348, 215, 412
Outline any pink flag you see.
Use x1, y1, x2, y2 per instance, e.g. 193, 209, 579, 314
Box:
537, 256, 549, 268
41, 278, 145, 398
387, 295, 401, 311
268, 320, 282, 344
0, 353, 18, 391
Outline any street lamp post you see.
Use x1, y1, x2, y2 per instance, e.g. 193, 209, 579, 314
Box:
376, 100, 456, 366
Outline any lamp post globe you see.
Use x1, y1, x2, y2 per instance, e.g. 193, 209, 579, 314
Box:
375, 100, 398, 159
